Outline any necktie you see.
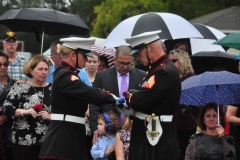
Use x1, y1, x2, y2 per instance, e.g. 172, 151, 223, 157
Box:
120, 74, 128, 127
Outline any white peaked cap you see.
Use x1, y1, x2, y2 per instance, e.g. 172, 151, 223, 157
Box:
60, 37, 95, 52
125, 30, 161, 55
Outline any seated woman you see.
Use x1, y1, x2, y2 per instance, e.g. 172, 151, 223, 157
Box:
185, 103, 236, 160
3, 55, 52, 160
115, 116, 132, 160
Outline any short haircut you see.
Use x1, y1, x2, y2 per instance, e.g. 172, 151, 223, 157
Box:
0, 50, 9, 61
160, 41, 166, 53
116, 45, 132, 58
169, 49, 194, 77
50, 40, 61, 55
198, 103, 225, 131
23, 55, 49, 78
98, 111, 120, 134
90, 50, 100, 60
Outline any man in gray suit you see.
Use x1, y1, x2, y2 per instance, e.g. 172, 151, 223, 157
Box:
89, 45, 146, 142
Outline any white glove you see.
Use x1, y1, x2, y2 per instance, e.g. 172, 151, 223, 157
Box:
110, 93, 120, 101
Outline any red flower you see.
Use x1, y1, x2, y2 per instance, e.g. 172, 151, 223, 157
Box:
34, 104, 43, 112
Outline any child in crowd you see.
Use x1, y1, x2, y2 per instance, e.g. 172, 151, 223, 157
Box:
91, 112, 120, 160
115, 115, 132, 160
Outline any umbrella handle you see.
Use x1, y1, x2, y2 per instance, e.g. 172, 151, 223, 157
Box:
41, 29, 44, 54
217, 105, 220, 125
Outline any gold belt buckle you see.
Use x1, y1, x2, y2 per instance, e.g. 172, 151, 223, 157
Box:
144, 113, 160, 140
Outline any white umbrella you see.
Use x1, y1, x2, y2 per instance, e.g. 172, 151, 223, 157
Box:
190, 24, 226, 54
103, 12, 203, 48
90, 37, 115, 67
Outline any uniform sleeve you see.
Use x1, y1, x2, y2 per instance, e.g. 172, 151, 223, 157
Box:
219, 136, 236, 160
185, 135, 197, 160
3, 84, 21, 119
58, 73, 115, 106
90, 138, 106, 158
127, 70, 171, 112
89, 104, 100, 133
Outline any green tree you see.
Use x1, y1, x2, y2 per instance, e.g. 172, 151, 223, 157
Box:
69, 0, 104, 31
91, 0, 167, 38
91, 0, 240, 38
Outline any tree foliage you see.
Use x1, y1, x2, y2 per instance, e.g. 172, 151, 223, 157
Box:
91, 0, 167, 38
0, 0, 240, 53
91, 0, 240, 38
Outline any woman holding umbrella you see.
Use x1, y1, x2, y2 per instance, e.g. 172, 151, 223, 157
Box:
185, 103, 236, 160
168, 49, 199, 160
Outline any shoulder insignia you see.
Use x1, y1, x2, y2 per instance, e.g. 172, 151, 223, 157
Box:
70, 75, 79, 81
143, 75, 156, 89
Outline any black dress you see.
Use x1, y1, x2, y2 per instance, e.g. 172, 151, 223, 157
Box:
39, 62, 115, 160
125, 55, 181, 160
185, 133, 236, 160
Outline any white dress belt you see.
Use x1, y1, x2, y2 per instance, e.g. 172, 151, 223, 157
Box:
51, 113, 85, 124
135, 111, 173, 122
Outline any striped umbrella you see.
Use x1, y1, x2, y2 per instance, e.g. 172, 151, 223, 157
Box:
91, 44, 115, 67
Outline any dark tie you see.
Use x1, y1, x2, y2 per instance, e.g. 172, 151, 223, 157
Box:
120, 74, 128, 127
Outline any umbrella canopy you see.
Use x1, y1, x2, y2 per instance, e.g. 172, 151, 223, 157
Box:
164, 24, 226, 55
103, 12, 203, 48
192, 23, 225, 40
0, 8, 90, 36
0, 8, 90, 54
190, 24, 226, 54
91, 44, 115, 68
179, 71, 240, 106
190, 51, 238, 74
214, 32, 240, 50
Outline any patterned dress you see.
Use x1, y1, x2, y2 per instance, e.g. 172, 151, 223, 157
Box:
185, 133, 236, 160
0, 76, 16, 160
3, 83, 51, 146
119, 130, 131, 160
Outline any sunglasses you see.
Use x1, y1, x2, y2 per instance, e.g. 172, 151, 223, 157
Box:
171, 59, 178, 63
0, 62, 9, 67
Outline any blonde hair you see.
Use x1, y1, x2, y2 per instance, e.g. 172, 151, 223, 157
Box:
23, 55, 49, 78
122, 115, 132, 130
169, 49, 194, 77
57, 44, 75, 58
98, 111, 120, 134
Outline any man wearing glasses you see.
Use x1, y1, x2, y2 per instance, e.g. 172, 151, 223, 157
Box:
89, 45, 146, 143
2, 31, 28, 80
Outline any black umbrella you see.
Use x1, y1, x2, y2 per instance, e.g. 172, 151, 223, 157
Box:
190, 51, 239, 74
0, 8, 90, 53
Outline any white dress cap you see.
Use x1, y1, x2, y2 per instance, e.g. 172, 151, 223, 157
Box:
60, 37, 95, 52
125, 30, 161, 55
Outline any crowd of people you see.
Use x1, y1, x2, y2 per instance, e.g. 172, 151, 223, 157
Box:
0, 29, 239, 160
